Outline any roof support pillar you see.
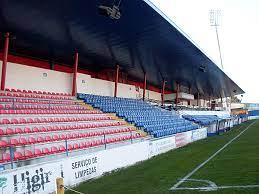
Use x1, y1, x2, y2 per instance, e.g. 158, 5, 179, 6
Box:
175, 83, 179, 105
1, 32, 10, 91
188, 86, 191, 105
143, 72, 147, 101
114, 64, 119, 97
197, 92, 200, 107
72, 52, 78, 96
161, 80, 165, 106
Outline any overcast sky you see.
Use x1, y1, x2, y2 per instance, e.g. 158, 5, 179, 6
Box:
150, 0, 259, 103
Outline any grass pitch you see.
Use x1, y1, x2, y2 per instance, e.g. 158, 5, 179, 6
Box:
67, 120, 259, 194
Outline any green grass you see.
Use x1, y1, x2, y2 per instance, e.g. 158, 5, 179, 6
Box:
67, 120, 259, 194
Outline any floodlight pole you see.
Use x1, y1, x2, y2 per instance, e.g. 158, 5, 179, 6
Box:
215, 25, 223, 69
114, 64, 119, 97
161, 80, 165, 106
72, 52, 78, 96
143, 72, 147, 101
1, 32, 10, 91
210, 9, 223, 69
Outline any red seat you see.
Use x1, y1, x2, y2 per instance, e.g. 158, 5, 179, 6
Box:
39, 127, 47, 132
28, 137, 36, 144
10, 138, 19, 146
27, 118, 34, 123
15, 128, 23, 134
32, 127, 39, 133
19, 118, 27, 124
0, 128, 5, 136
68, 144, 73, 151
34, 148, 42, 156
59, 134, 66, 140
58, 145, 66, 152
45, 136, 52, 142
14, 151, 23, 160
11, 118, 19, 124
19, 137, 27, 145
37, 136, 44, 143
52, 134, 59, 141
47, 126, 53, 131
24, 150, 33, 158
1, 119, 10, 124
2, 153, 11, 162
42, 147, 50, 155
51, 146, 58, 154
24, 127, 31, 133
34, 118, 41, 123
0, 140, 8, 147
79, 142, 86, 148
73, 143, 79, 150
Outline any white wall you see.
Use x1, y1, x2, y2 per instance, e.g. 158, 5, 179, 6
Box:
1, 62, 162, 100
2, 62, 72, 93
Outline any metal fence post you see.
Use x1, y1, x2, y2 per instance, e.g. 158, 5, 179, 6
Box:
104, 133, 106, 150
65, 140, 68, 157
10, 146, 14, 169
130, 131, 133, 144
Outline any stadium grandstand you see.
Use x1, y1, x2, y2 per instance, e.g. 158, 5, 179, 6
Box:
0, 1, 256, 194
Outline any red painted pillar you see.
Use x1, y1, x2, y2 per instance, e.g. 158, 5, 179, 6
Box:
161, 80, 165, 106
1, 32, 10, 91
114, 64, 119, 97
188, 87, 191, 105
143, 73, 147, 101
175, 83, 179, 104
72, 52, 78, 96
197, 92, 200, 107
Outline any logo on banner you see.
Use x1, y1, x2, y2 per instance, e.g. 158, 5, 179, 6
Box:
0, 177, 7, 194
13, 168, 52, 194
72, 156, 98, 179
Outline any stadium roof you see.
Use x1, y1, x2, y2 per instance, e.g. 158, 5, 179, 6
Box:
0, 0, 244, 98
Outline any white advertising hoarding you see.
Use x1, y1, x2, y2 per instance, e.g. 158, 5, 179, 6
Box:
149, 136, 176, 157
0, 128, 207, 194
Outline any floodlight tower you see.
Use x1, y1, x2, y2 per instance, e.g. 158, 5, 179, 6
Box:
209, 9, 223, 69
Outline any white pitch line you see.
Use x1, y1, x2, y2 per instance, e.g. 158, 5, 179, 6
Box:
170, 121, 256, 191
172, 184, 259, 191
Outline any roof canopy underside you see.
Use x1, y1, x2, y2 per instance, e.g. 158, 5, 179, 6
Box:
0, 0, 244, 98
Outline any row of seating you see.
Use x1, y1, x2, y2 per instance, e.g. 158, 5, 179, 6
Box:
182, 115, 219, 125
0, 109, 100, 115
0, 121, 126, 136
0, 103, 88, 110
0, 115, 113, 125
78, 93, 199, 138
4, 88, 72, 96
0, 134, 142, 163
0, 127, 135, 147
0, 98, 76, 104
1, 92, 73, 100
